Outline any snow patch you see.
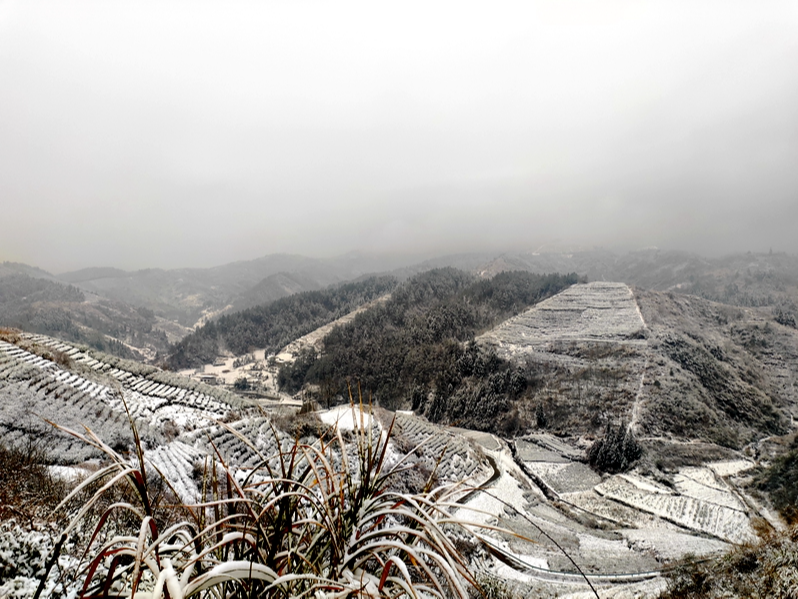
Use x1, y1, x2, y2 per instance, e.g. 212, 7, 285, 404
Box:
319, 406, 375, 431
708, 459, 756, 477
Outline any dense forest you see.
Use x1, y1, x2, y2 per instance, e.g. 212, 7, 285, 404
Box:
167, 276, 397, 369
278, 268, 579, 429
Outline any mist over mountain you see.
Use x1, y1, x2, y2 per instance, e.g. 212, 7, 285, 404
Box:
2, 2, 798, 593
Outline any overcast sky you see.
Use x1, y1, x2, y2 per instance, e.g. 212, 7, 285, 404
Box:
1, 1, 797, 272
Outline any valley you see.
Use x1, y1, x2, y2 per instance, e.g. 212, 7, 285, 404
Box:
2, 262, 796, 597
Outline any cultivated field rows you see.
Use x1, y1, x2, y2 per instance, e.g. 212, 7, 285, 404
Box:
147, 441, 206, 503
1, 332, 500, 529
0, 307, 781, 598
8, 334, 240, 427
444, 435, 755, 599
392, 412, 493, 485
521, 449, 756, 548
594, 473, 754, 544
478, 282, 647, 360
0, 335, 249, 466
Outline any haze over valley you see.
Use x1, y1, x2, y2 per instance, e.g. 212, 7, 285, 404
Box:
2, 2, 798, 598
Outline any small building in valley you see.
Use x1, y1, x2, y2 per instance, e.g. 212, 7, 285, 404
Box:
199, 374, 218, 386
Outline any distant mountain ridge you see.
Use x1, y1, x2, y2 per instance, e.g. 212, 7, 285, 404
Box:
0, 261, 59, 281
57, 266, 131, 283
53, 252, 425, 327
3, 249, 797, 364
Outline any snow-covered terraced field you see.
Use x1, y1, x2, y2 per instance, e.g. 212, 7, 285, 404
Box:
392, 413, 493, 486
594, 472, 755, 544
478, 282, 646, 359
2, 334, 244, 430
147, 441, 206, 503
524, 461, 600, 494
0, 334, 256, 463
672, 467, 747, 510
181, 417, 289, 471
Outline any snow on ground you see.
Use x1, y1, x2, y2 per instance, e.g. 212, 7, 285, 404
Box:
319, 405, 375, 431
0, 331, 780, 598
525, 461, 600, 494
672, 468, 746, 511
493, 541, 550, 571
494, 561, 538, 583
459, 470, 525, 527
478, 282, 646, 359
563, 490, 679, 530
616, 473, 674, 495
560, 578, 668, 599
621, 528, 729, 561
146, 402, 219, 430
146, 441, 204, 503
575, 532, 644, 568
48, 465, 90, 482
457, 447, 532, 527
525, 462, 570, 479
595, 474, 755, 544
708, 458, 756, 477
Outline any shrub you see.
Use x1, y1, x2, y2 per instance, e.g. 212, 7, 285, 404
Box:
755, 437, 798, 524
661, 525, 798, 598
0, 441, 67, 524
587, 421, 643, 474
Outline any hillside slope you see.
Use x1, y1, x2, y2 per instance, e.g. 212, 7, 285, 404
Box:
476, 249, 798, 312
57, 252, 423, 327
279, 269, 580, 417
167, 276, 398, 369
1, 326, 794, 598
477, 282, 797, 448
0, 272, 179, 360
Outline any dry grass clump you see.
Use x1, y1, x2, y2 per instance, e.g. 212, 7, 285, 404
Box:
661, 524, 798, 598
0, 328, 21, 344
45, 409, 489, 599
0, 441, 68, 525
269, 407, 329, 441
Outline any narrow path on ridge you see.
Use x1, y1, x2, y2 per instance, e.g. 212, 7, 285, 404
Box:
629, 288, 649, 435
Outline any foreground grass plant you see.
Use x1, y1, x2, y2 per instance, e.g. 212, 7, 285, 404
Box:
44, 404, 492, 599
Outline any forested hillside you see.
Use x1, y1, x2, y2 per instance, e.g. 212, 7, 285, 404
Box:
0, 273, 169, 359
278, 268, 579, 425
167, 276, 398, 369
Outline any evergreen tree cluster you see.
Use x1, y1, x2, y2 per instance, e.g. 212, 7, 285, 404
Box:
587, 421, 643, 473
279, 268, 578, 427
